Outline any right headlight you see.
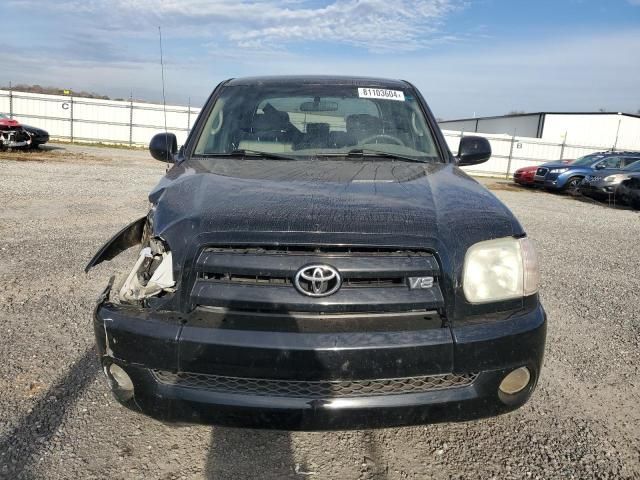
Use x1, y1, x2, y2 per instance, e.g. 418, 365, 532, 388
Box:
462, 237, 540, 304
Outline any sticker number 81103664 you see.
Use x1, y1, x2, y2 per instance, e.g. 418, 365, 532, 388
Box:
358, 88, 405, 101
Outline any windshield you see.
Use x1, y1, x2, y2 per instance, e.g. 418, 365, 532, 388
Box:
572, 154, 603, 166
193, 84, 440, 162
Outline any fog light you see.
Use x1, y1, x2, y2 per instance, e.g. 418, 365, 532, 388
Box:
107, 363, 134, 401
499, 367, 531, 395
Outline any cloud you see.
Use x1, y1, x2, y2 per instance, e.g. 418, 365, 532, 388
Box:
225, 28, 640, 118
3, 1, 639, 118
6, 0, 463, 53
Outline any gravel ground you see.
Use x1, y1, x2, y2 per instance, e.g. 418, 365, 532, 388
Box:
0, 143, 639, 479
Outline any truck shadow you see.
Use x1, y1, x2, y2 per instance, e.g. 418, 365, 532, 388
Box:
205, 428, 390, 479
565, 192, 635, 210
202, 307, 326, 479
362, 431, 390, 479
206, 427, 297, 479
0, 346, 100, 478
194, 277, 395, 479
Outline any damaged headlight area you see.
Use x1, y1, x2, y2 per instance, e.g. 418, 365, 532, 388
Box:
118, 237, 176, 303
0, 125, 32, 150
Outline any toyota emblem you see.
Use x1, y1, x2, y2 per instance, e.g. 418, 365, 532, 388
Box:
294, 264, 342, 297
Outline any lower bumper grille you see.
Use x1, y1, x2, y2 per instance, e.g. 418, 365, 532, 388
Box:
152, 370, 478, 398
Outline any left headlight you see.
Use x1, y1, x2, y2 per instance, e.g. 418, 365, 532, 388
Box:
550, 168, 569, 174
462, 237, 540, 304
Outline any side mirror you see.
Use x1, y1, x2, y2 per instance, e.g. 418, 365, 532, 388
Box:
457, 136, 492, 166
149, 132, 178, 163
594, 163, 606, 170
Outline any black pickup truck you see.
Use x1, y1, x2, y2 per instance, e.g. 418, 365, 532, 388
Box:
86, 76, 546, 430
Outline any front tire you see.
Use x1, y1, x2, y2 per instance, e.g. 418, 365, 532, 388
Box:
563, 176, 583, 194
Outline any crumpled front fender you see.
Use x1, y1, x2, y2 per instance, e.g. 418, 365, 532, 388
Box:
85, 217, 146, 272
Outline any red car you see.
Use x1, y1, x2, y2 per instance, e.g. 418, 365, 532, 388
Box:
513, 166, 537, 185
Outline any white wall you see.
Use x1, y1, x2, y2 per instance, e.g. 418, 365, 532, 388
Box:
542, 114, 640, 150
0, 90, 201, 146
441, 113, 640, 152
441, 129, 622, 177
439, 114, 542, 137
437, 118, 478, 133
4, 88, 639, 172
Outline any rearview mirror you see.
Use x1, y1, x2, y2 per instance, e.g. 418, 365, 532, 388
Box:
149, 132, 177, 163
457, 136, 491, 166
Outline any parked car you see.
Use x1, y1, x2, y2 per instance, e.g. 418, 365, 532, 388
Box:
0, 113, 31, 149
617, 173, 640, 209
85, 75, 546, 430
514, 160, 572, 186
22, 123, 49, 148
0, 113, 49, 149
536, 152, 640, 193
513, 166, 537, 186
579, 158, 640, 201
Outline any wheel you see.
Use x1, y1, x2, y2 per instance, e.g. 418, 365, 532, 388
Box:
563, 176, 583, 194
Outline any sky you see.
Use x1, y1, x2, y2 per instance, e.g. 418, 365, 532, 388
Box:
3, 0, 640, 119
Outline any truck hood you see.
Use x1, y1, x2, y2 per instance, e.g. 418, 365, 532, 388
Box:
543, 162, 593, 171
148, 158, 521, 262
542, 163, 573, 169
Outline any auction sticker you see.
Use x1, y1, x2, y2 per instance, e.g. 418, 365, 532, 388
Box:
358, 88, 405, 101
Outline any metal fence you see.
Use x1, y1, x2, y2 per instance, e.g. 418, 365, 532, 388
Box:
442, 130, 637, 178
0, 88, 200, 147
1, 87, 634, 171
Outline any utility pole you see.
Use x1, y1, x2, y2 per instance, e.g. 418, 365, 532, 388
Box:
505, 129, 517, 179
9, 81, 13, 118
612, 113, 622, 151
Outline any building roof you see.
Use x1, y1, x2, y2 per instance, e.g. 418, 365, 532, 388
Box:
439, 111, 640, 123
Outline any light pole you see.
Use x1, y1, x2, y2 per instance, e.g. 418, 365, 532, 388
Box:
613, 112, 622, 151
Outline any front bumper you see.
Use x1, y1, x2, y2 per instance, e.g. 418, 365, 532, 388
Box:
514, 174, 535, 185
94, 300, 547, 430
31, 133, 49, 145
579, 183, 617, 199
543, 175, 563, 190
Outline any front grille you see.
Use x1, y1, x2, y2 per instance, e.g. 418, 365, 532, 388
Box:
201, 246, 433, 256
152, 370, 478, 398
200, 272, 405, 288
189, 245, 444, 313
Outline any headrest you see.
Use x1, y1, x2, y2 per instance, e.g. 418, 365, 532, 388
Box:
306, 123, 330, 136
262, 103, 290, 124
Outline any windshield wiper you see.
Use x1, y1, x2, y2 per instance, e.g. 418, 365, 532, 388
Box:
323, 149, 428, 164
196, 149, 297, 161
